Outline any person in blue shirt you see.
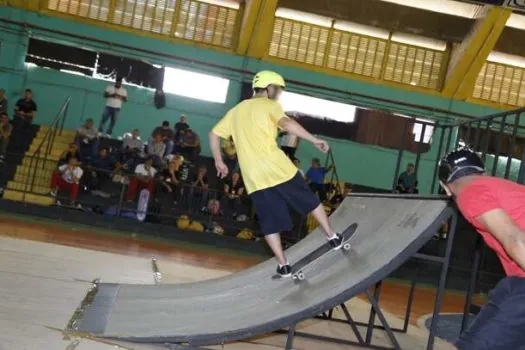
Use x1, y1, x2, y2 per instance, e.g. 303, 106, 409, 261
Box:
396, 163, 419, 194
306, 158, 333, 202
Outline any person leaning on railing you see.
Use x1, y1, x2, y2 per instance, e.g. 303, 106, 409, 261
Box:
158, 155, 183, 205
58, 143, 81, 166
50, 156, 83, 208
220, 171, 245, 218
0, 112, 12, 164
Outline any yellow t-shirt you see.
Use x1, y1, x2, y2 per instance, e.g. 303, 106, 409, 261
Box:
212, 98, 298, 194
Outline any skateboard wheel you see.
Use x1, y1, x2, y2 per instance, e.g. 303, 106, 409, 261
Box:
296, 272, 305, 281
343, 243, 351, 251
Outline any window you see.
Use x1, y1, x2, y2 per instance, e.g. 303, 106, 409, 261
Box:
412, 118, 434, 144
163, 67, 229, 103
280, 91, 356, 123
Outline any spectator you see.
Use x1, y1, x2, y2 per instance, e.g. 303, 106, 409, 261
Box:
99, 76, 127, 136
222, 136, 237, 172
188, 164, 209, 212
280, 131, 300, 159
159, 155, 183, 204
180, 128, 201, 162
14, 89, 37, 127
175, 114, 189, 135
306, 158, 333, 202
127, 158, 156, 202
221, 171, 245, 218
50, 157, 83, 208
75, 118, 99, 160
328, 183, 351, 208
151, 121, 174, 157
121, 128, 144, 166
147, 132, 166, 168
83, 147, 118, 191
0, 89, 8, 114
292, 157, 305, 178
0, 112, 12, 163
59, 143, 81, 166
396, 163, 419, 194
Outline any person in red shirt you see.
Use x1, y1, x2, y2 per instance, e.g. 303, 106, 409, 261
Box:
438, 148, 525, 349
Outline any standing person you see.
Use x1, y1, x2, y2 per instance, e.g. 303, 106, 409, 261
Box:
99, 76, 128, 136
209, 70, 343, 278
439, 148, 525, 349
14, 89, 37, 127
0, 89, 8, 114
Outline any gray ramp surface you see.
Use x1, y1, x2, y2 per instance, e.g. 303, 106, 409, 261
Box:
73, 195, 451, 345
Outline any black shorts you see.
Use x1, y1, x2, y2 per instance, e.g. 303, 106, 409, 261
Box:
456, 276, 525, 349
250, 172, 320, 235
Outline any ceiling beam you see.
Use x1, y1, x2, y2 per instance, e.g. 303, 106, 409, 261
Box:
441, 6, 511, 99
236, 0, 278, 58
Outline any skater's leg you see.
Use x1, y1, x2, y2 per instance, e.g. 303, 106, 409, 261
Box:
310, 204, 336, 238
264, 233, 287, 265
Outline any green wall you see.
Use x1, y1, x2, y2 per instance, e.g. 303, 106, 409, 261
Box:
0, 7, 506, 193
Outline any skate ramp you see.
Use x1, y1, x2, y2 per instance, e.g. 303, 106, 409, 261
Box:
71, 194, 452, 346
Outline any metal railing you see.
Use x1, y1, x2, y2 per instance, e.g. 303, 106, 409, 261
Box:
22, 97, 71, 199
430, 106, 525, 193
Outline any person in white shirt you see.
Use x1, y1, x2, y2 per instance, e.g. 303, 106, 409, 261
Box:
50, 157, 83, 206
98, 76, 128, 136
126, 157, 157, 202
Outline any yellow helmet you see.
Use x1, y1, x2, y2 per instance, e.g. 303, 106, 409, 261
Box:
252, 71, 286, 89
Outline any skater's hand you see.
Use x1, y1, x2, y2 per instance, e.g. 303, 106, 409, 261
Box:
313, 138, 330, 153
215, 160, 229, 179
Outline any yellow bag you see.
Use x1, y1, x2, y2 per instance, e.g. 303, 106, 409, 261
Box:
177, 215, 190, 230
188, 220, 204, 232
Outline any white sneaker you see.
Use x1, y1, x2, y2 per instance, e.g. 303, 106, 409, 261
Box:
49, 191, 57, 197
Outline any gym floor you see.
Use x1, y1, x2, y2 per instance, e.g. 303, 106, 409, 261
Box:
0, 214, 471, 349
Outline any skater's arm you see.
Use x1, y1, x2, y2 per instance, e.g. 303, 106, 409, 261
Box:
209, 132, 223, 163
278, 118, 316, 143
478, 209, 525, 271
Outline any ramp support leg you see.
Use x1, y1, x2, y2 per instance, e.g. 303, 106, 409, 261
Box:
403, 267, 419, 333
365, 281, 383, 344
366, 290, 402, 350
340, 303, 365, 344
285, 324, 296, 350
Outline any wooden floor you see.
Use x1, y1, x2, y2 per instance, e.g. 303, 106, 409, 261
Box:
0, 214, 465, 349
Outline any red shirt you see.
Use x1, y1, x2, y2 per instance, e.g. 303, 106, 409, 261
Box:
457, 176, 525, 278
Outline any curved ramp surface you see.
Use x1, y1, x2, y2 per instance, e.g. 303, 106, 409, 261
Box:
73, 195, 452, 345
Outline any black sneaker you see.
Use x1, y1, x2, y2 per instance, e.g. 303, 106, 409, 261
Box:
276, 264, 292, 278
329, 234, 343, 250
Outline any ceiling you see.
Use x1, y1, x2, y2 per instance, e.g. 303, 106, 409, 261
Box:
278, 0, 525, 56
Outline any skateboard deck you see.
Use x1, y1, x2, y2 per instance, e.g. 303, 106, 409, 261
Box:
272, 223, 358, 281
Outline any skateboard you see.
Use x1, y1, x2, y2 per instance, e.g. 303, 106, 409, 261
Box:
272, 223, 358, 281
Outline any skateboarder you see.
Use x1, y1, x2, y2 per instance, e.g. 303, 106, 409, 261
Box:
209, 70, 343, 277
438, 148, 525, 349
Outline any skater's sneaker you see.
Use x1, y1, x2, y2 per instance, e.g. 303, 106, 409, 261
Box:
329, 233, 344, 250
276, 264, 292, 278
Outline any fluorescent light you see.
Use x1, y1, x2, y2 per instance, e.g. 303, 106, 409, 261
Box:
507, 13, 525, 30
391, 32, 447, 51
488, 51, 525, 69
275, 8, 332, 27
334, 21, 390, 39
60, 69, 85, 76
378, 0, 485, 19
280, 91, 356, 123
163, 67, 230, 103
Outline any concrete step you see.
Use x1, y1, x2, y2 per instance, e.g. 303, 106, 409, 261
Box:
39, 126, 77, 137
7, 181, 51, 195
21, 158, 57, 170
24, 151, 59, 161
2, 190, 55, 206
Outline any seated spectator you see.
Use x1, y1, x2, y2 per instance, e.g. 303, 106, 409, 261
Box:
188, 164, 209, 213
396, 163, 419, 194
175, 114, 189, 135
13, 89, 37, 128
147, 132, 166, 168
83, 147, 118, 191
0, 112, 12, 163
121, 128, 144, 166
50, 157, 83, 208
0, 89, 8, 114
151, 121, 174, 157
221, 171, 245, 218
159, 155, 183, 204
75, 118, 99, 160
222, 136, 238, 172
59, 143, 81, 166
127, 158, 156, 202
180, 128, 201, 162
306, 158, 333, 202
292, 157, 305, 178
